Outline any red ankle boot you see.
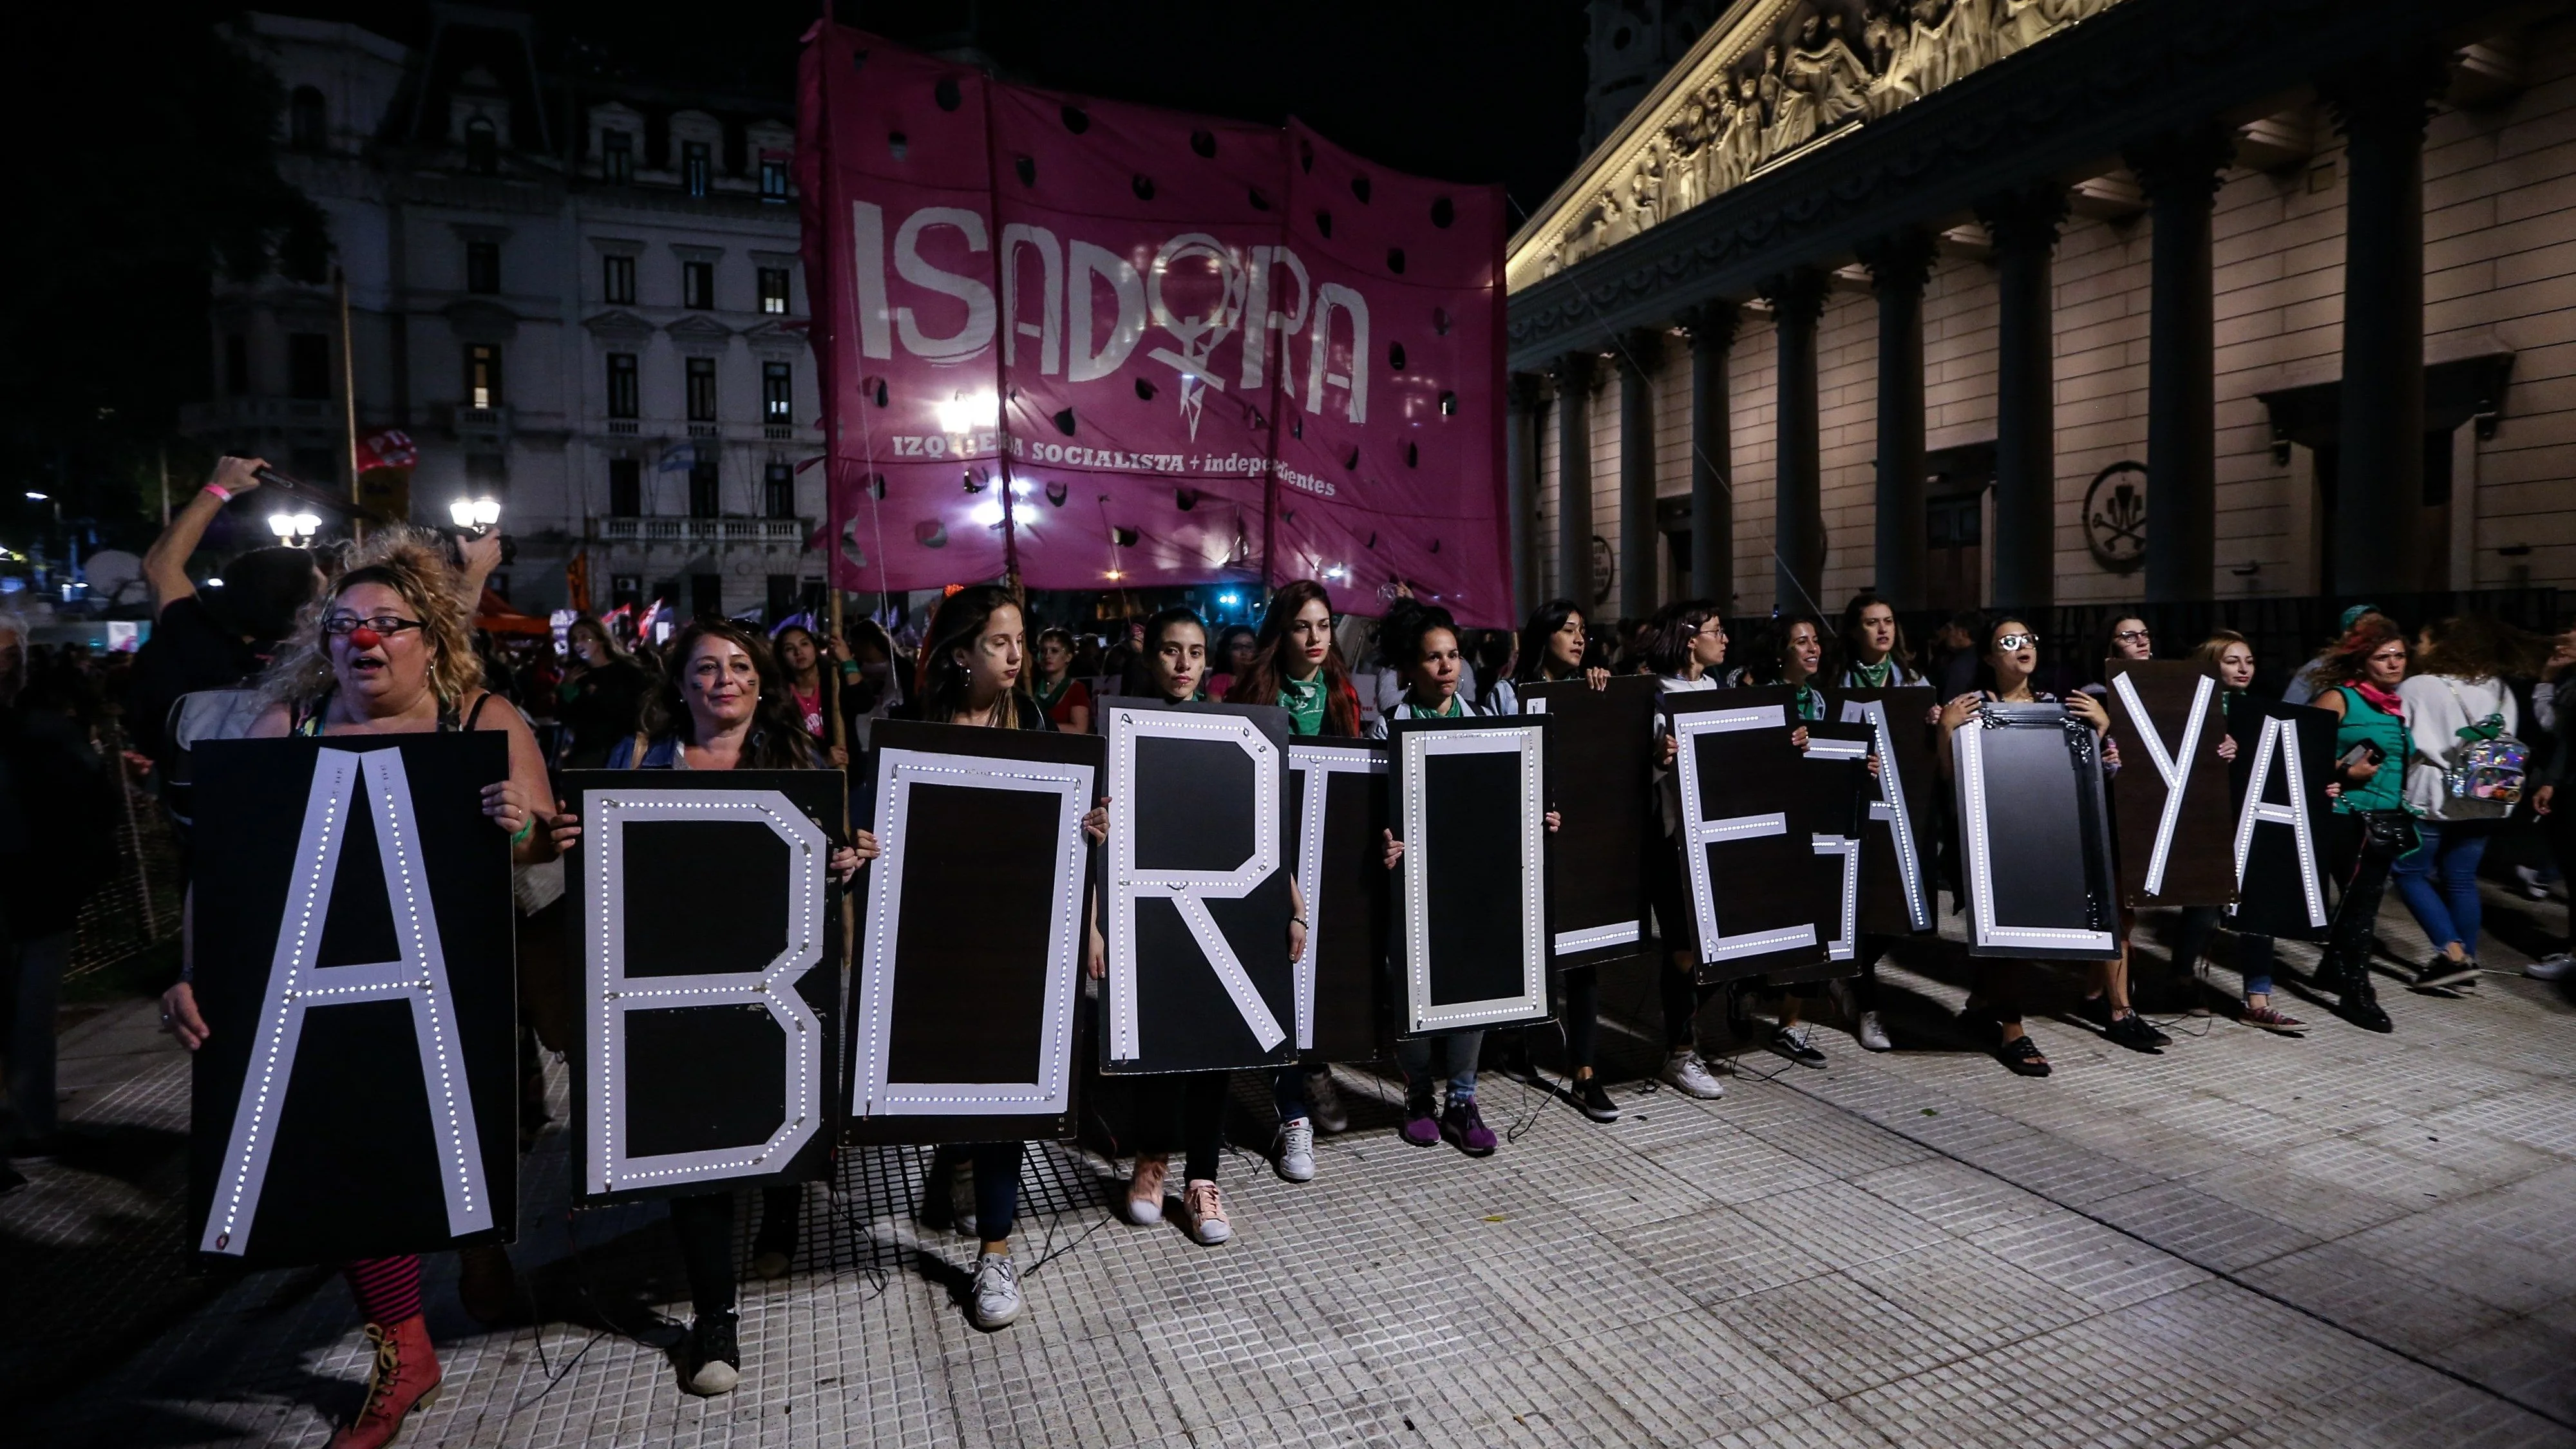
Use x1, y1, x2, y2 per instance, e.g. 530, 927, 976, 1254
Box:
327, 1315, 442, 1448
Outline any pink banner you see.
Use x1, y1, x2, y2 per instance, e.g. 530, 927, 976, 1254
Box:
797, 24, 1511, 623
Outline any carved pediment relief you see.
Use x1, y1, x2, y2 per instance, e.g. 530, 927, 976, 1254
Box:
667, 314, 734, 347
583, 308, 654, 339
1507, 0, 2126, 292
743, 319, 808, 355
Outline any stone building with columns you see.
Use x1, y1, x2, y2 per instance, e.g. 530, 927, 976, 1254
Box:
1507, 0, 2570, 646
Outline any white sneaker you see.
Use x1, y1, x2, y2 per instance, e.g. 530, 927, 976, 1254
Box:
1307, 1070, 1349, 1133
2526, 952, 2574, 981
2514, 865, 2550, 900
1124, 1155, 1168, 1225
1179, 1179, 1232, 1245
1661, 1049, 1725, 1100
1855, 1010, 1892, 1052
1272, 1118, 1316, 1182
970, 1251, 1022, 1329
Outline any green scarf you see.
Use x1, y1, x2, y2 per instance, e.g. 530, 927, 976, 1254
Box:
1846, 656, 1895, 689
1278, 672, 1326, 736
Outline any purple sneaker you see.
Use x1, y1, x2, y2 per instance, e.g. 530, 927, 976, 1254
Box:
1400, 1108, 1441, 1147
1441, 1100, 1497, 1157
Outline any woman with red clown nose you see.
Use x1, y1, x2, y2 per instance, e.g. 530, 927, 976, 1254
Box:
158, 526, 558, 1449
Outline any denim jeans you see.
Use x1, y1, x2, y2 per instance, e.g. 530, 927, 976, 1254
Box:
930, 1141, 1027, 1240
2170, 906, 2275, 998
1397, 1030, 1482, 1112
2391, 818, 2495, 957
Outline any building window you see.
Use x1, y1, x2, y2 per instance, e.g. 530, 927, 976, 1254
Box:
603, 252, 635, 305
288, 333, 331, 401
764, 459, 795, 518
466, 240, 500, 294
760, 156, 790, 202
290, 87, 327, 151
465, 343, 503, 410
761, 362, 793, 423
224, 335, 250, 395
758, 266, 790, 314
465, 115, 498, 175
609, 457, 641, 516
611, 573, 641, 607
688, 460, 719, 518
682, 140, 711, 197
683, 260, 715, 310
690, 571, 723, 621
601, 129, 633, 184
686, 357, 717, 421
606, 353, 639, 419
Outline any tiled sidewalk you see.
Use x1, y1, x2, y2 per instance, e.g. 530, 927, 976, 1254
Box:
9, 880, 2574, 1449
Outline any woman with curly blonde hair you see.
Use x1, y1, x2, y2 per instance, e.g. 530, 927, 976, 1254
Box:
158, 525, 555, 1449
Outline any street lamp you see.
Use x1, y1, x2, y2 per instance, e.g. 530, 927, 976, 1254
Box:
23, 491, 46, 502
450, 497, 502, 534
268, 512, 321, 544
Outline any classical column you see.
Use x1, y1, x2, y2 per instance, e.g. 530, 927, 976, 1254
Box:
1506, 372, 1544, 618
2326, 59, 2445, 594
2130, 129, 2235, 603
1555, 350, 1595, 609
1616, 330, 1663, 623
1764, 269, 1830, 612
1857, 230, 1937, 611
1977, 184, 2070, 613
1680, 303, 1739, 609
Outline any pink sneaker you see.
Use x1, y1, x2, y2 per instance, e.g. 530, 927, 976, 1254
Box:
1124, 1155, 1168, 1224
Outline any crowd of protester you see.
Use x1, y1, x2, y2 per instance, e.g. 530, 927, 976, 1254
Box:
3, 455, 2575, 1439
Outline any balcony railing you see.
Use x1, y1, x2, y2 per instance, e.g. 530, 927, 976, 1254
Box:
591, 516, 808, 544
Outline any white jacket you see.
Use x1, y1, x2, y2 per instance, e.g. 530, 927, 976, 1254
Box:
2398, 673, 2520, 821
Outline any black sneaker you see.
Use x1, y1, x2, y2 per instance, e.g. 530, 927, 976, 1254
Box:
2338, 995, 2394, 1033
683, 1314, 741, 1396
1571, 1075, 1619, 1124
2103, 1012, 2165, 1054
1768, 1025, 1827, 1068
2412, 958, 2478, 991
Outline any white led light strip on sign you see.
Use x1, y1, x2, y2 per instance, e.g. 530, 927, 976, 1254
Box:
1287, 744, 1385, 1052
1672, 705, 1817, 964
2231, 715, 2329, 929
202, 748, 489, 1256
584, 789, 827, 1195
1838, 697, 1931, 931
1104, 707, 1287, 1063
2110, 671, 2215, 898
1399, 723, 1547, 1033
1955, 717, 2118, 956
852, 750, 1092, 1116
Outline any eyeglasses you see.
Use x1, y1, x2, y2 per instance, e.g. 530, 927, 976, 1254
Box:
323, 614, 425, 638
2112, 628, 2151, 643
1993, 632, 2037, 650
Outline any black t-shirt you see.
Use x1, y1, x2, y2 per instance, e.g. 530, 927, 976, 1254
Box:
125, 596, 265, 759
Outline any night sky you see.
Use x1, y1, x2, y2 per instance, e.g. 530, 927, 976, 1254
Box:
269, 0, 1593, 222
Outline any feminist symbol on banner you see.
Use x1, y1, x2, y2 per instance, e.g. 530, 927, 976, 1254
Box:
201, 748, 491, 1256
1143, 234, 1248, 440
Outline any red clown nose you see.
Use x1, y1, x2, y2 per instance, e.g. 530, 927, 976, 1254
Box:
348, 625, 383, 649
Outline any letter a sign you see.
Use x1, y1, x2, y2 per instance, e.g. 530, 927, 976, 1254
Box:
187, 736, 516, 1266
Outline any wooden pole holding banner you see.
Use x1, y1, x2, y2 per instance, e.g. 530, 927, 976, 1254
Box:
815, 1, 859, 977
336, 268, 365, 542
